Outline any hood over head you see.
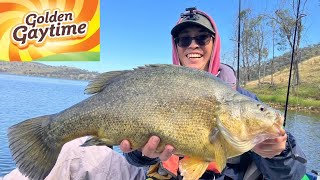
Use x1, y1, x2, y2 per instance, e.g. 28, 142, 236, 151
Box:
172, 8, 221, 76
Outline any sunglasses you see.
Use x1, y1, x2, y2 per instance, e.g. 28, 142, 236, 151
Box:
174, 34, 213, 48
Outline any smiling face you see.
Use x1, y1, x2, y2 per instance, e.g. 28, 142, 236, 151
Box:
176, 26, 214, 71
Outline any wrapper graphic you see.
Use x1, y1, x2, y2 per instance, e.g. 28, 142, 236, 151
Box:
0, 0, 100, 61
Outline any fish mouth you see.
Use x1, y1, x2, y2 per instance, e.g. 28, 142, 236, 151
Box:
252, 112, 285, 144
271, 111, 285, 135
216, 111, 285, 152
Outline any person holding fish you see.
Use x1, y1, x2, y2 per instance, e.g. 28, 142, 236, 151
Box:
120, 7, 307, 180
4, 7, 307, 180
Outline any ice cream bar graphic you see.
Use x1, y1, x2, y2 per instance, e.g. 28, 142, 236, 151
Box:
0, 0, 100, 61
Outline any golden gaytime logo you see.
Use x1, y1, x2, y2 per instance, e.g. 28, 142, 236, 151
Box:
0, 0, 100, 62
11, 9, 88, 48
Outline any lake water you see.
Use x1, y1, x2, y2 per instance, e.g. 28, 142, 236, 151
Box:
0, 74, 319, 177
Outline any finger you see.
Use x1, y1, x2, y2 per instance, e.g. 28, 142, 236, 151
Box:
159, 145, 175, 161
258, 139, 280, 144
252, 146, 282, 158
253, 142, 285, 156
260, 134, 287, 144
275, 133, 287, 143
259, 150, 283, 158
259, 139, 277, 144
256, 143, 285, 151
279, 128, 286, 135
141, 136, 161, 157
120, 140, 132, 153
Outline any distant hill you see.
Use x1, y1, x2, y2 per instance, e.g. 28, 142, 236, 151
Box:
247, 56, 320, 88
1, 43, 319, 87
0, 62, 99, 81
241, 43, 320, 82
245, 56, 320, 112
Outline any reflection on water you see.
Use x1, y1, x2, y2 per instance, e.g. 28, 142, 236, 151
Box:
0, 74, 89, 176
0, 74, 319, 177
286, 112, 320, 173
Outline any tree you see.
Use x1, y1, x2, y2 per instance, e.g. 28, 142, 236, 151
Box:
239, 9, 255, 84
273, 0, 307, 87
236, 9, 268, 85
268, 19, 280, 86
250, 15, 269, 86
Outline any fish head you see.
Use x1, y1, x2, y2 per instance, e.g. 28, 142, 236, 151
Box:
217, 96, 284, 153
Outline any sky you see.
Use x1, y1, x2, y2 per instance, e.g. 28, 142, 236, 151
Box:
43, 0, 320, 72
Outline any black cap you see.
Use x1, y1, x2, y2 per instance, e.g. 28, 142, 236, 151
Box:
171, 7, 215, 38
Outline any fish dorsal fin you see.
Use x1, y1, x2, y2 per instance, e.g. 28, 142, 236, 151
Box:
179, 157, 209, 180
133, 64, 174, 70
85, 64, 175, 94
85, 70, 130, 94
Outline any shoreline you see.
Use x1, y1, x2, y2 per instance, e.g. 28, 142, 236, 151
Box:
268, 103, 320, 114
0, 72, 91, 82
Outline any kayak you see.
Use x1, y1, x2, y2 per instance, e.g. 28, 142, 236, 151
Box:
303, 170, 319, 180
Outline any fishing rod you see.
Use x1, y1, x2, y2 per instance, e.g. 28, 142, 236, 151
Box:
236, 0, 241, 88
283, 0, 307, 164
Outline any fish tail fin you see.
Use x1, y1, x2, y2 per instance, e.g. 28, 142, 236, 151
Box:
7, 115, 60, 180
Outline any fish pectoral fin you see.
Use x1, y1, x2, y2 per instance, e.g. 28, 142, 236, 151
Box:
81, 137, 113, 149
212, 150, 227, 174
179, 157, 209, 180
209, 127, 220, 143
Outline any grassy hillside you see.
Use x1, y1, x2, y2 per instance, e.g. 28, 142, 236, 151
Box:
241, 43, 320, 81
245, 56, 320, 112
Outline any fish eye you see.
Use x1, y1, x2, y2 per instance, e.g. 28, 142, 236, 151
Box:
257, 104, 265, 112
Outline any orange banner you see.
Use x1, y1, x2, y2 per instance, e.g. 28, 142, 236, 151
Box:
0, 0, 100, 61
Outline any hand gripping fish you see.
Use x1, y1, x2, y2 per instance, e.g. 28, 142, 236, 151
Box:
7, 64, 284, 180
